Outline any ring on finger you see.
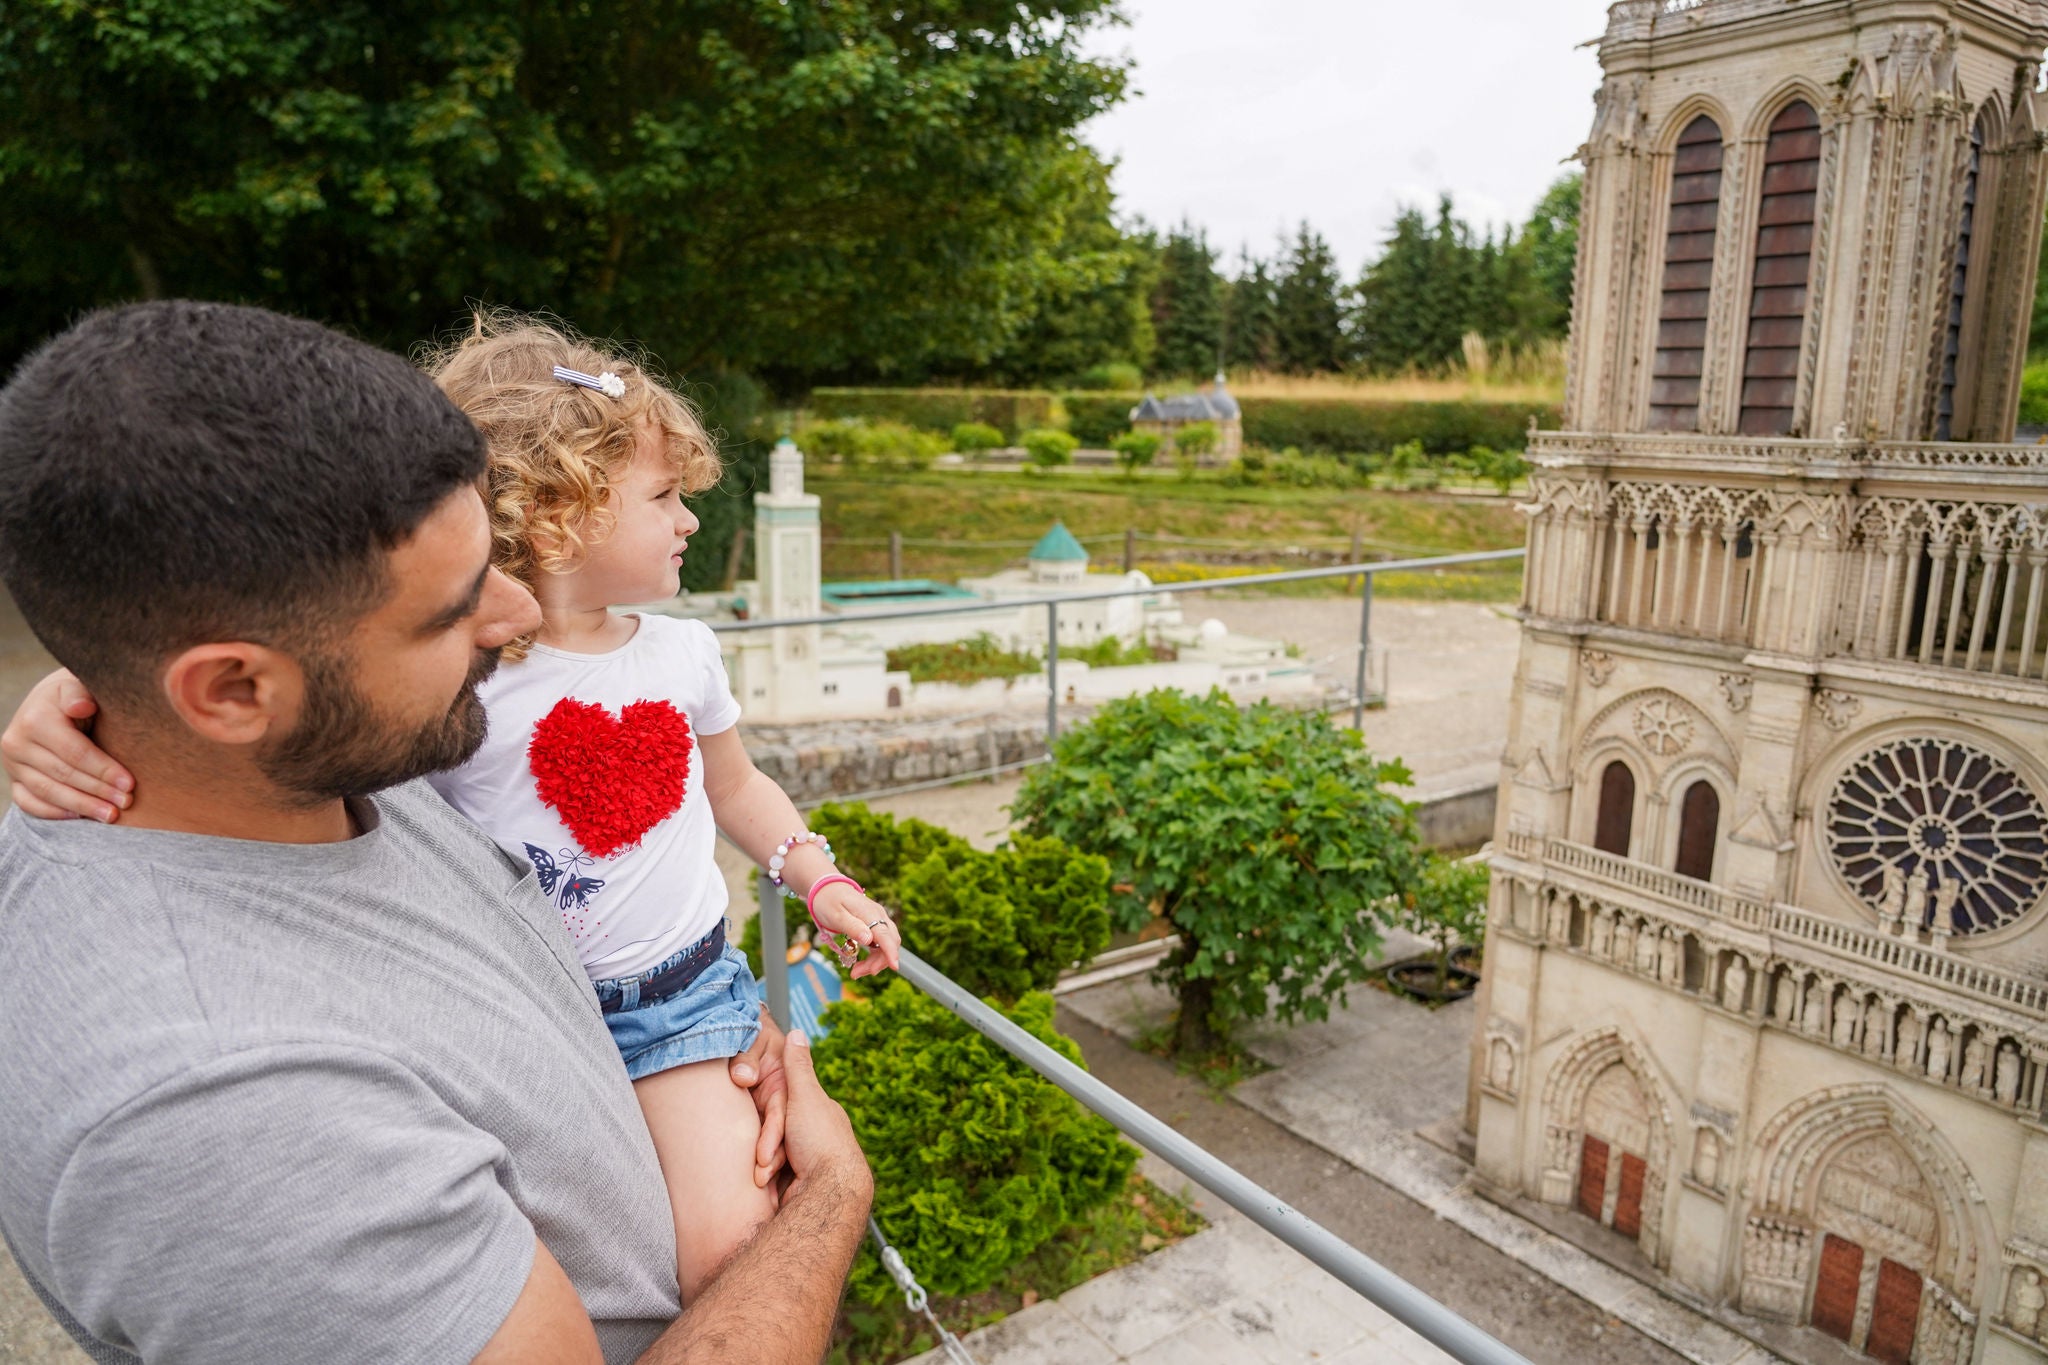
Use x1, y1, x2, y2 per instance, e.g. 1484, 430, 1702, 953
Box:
866, 916, 888, 931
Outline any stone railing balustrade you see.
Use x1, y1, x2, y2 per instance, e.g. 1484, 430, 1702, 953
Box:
1493, 837, 2048, 1121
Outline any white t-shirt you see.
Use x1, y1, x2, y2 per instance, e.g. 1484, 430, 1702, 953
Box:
428, 614, 742, 980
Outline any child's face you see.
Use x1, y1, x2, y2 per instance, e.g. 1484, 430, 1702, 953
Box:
573, 420, 701, 608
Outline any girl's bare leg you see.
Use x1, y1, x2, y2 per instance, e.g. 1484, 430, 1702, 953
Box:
633, 1058, 780, 1301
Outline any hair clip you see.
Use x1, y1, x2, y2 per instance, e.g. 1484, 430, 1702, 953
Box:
552, 365, 626, 399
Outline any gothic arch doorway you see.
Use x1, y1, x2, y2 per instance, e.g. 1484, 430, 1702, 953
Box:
1596, 760, 1636, 856
1576, 1063, 1654, 1239
1806, 1135, 1938, 1361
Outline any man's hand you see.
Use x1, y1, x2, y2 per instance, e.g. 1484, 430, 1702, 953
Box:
1, 668, 132, 822
776, 1028, 870, 1207
727, 1009, 788, 1188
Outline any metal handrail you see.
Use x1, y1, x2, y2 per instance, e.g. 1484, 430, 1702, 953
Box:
703, 547, 1525, 737
756, 877, 1535, 1365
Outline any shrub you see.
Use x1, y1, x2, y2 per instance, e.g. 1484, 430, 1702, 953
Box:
815, 985, 1138, 1305
1399, 854, 1491, 993
884, 633, 1040, 686
1225, 447, 1357, 489
1013, 689, 1425, 1055
1464, 444, 1531, 494
1073, 362, 1144, 391
951, 421, 1006, 454
1060, 636, 1175, 668
1381, 439, 1426, 490
1021, 427, 1079, 471
1111, 429, 1162, 477
796, 417, 944, 471
1174, 420, 1220, 458
744, 802, 1114, 1001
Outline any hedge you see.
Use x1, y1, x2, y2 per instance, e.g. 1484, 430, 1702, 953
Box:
806, 387, 1559, 455
807, 388, 1066, 443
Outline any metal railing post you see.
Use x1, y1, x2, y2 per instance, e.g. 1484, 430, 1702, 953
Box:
898, 949, 1534, 1365
759, 873, 790, 1029
1354, 569, 1375, 731
1045, 599, 1060, 743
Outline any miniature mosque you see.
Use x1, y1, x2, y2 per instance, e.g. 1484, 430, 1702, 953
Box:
648, 437, 1314, 722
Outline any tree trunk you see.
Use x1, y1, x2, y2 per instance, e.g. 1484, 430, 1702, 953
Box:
1173, 974, 1222, 1055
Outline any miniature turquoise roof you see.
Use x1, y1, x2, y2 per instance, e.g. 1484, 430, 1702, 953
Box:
1029, 521, 1089, 563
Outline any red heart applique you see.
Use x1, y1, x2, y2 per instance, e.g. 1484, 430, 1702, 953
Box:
527, 698, 694, 859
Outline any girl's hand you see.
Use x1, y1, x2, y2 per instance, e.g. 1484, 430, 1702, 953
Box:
808, 881, 902, 980
1, 668, 133, 822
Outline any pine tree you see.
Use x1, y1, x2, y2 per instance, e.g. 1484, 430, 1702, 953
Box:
1149, 221, 1225, 380
1273, 223, 1346, 373
1223, 249, 1279, 372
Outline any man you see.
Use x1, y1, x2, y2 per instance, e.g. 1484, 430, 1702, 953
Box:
0, 301, 872, 1363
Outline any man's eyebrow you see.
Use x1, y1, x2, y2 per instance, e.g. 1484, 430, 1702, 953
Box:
424, 560, 492, 632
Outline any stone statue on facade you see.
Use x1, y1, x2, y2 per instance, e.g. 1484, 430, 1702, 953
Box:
1803, 984, 1828, 1036
1932, 878, 1960, 949
1927, 1019, 1953, 1081
1960, 1035, 1988, 1090
2012, 1266, 2045, 1340
1658, 930, 1681, 985
1590, 909, 1613, 958
1721, 956, 1749, 1012
1878, 864, 1905, 933
1997, 1044, 2023, 1106
1693, 1128, 1722, 1189
1832, 998, 1858, 1049
1904, 869, 1929, 931
1896, 1011, 1923, 1070
1861, 998, 1888, 1058
1634, 926, 1659, 975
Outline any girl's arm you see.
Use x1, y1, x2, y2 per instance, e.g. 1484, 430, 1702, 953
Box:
1, 667, 134, 821
698, 726, 902, 978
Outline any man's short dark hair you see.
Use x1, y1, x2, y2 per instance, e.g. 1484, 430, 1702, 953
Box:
0, 301, 488, 702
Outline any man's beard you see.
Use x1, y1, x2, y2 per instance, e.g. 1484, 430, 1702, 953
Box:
259, 646, 501, 802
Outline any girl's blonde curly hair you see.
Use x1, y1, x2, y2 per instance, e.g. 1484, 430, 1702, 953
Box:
421, 310, 723, 607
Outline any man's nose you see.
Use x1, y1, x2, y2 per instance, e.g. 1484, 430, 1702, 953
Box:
475, 567, 542, 648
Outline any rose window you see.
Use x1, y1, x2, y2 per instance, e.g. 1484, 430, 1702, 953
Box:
1825, 738, 2048, 934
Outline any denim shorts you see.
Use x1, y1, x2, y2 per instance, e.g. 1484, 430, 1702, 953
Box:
590, 928, 763, 1081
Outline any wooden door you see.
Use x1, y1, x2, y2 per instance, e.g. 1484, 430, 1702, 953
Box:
1810, 1233, 1863, 1343
1612, 1152, 1647, 1238
1674, 781, 1719, 880
1577, 1135, 1609, 1221
1595, 761, 1635, 856
1866, 1259, 1922, 1365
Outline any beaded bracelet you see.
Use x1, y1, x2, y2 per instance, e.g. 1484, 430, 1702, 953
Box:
769, 831, 834, 895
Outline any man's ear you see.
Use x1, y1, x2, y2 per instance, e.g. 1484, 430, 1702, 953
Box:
159, 644, 302, 746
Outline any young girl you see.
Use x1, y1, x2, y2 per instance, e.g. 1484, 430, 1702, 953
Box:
5, 313, 904, 1301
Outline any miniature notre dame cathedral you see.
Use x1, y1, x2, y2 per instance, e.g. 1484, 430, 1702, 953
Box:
1473, 2, 2048, 1361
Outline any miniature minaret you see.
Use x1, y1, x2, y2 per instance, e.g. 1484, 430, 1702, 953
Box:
749, 438, 822, 717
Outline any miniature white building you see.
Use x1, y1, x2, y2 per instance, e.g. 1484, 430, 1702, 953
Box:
1474, 6, 2048, 1363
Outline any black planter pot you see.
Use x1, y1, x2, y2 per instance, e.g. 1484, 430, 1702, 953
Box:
1383, 955, 1481, 1003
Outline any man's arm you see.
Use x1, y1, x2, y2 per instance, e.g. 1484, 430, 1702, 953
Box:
477, 1029, 872, 1365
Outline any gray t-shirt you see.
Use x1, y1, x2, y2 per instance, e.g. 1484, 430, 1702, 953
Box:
0, 780, 679, 1363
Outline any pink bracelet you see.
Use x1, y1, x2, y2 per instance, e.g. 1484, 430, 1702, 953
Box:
806, 873, 864, 927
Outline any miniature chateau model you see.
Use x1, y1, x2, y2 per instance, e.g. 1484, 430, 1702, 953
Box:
668, 439, 1313, 721
1129, 372, 1244, 462
1473, 3, 2048, 1362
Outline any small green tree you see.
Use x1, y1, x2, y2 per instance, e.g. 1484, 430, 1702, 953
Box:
1383, 439, 1425, 490
1021, 427, 1079, 472
1399, 854, 1491, 994
1013, 689, 1425, 1055
1465, 444, 1531, 495
951, 421, 1007, 454
1174, 420, 1221, 459
1112, 430, 1163, 477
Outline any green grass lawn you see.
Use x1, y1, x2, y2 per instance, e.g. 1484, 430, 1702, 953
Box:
813, 469, 1526, 600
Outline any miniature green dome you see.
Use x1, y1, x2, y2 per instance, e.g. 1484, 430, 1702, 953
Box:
1028, 521, 1089, 563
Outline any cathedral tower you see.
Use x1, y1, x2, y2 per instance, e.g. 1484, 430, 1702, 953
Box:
1474, 4, 2048, 1362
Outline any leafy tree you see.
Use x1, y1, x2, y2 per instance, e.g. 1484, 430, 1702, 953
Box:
816, 984, 1136, 1304
1112, 429, 1162, 477
1021, 427, 1078, 471
1012, 689, 1426, 1055
1397, 853, 1490, 995
1350, 198, 1477, 373
0, 0, 1130, 380
1512, 173, 1582, 342
1223, 249, 1279, 372
1148, 222, 1224, 380
1273, 224, 1347, 374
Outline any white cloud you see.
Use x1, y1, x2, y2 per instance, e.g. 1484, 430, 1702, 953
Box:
1082, 0, 1614, 277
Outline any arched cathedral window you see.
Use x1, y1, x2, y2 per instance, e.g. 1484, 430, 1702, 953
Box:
1934, 114, 1984, 441
1674, 780, 1719, 880
1595, 760, 1635, 857
1738, 101, 1820, 436
1649, 116, 1724, 432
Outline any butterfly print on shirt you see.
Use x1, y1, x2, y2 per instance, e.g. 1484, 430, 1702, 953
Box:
524, 843, 608, 914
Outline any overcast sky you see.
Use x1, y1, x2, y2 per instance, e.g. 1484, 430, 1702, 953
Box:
1081, 0, 1617, 278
